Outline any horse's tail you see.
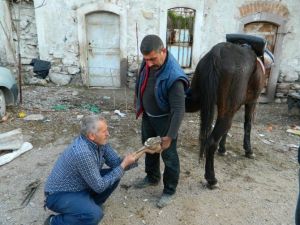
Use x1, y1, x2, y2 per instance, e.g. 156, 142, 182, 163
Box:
196, 49, 220, 159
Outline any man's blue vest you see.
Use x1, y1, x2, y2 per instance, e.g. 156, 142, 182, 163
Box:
135, 52, 190, 118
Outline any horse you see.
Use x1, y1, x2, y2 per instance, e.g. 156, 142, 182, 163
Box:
185, 38, 274, 188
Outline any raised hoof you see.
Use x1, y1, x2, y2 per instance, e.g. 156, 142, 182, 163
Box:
245, 152, 255, 159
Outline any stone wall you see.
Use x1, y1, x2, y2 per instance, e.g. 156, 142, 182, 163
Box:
0, 0, 300, 101
276, 70, 300, 103
11, 1, 40, 84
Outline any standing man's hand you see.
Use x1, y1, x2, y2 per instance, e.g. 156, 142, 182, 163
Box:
161, 136, 172, 150
121, 153, 137, 169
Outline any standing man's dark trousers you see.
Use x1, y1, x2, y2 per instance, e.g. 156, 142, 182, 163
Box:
141, 113, 180, 195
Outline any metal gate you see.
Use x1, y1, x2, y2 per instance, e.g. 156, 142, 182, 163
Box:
166, 7, 195, 68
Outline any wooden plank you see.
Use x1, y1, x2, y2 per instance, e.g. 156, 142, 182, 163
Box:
0, 129, 23, 150
287, 129, 300, 136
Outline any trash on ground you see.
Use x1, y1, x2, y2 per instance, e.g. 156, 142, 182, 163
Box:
77, 115, 84, 120
103, 96, 111, 100
23, 114, 45, 121
18, 111, 26, 118
0, 142, 33, 166
110, 115, 119, 121
261, 139, 272, 145
52, 104, 69, 111
287, 144, 298, 150
72, 90, 79, 96
256, 132, 273, 145
21, 179, 41, 206
82, 104, 100, 113
266, 124, 273, 132
114, 109, 126, 117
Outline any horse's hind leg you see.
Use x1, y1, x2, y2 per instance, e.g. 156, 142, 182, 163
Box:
243, 103, 256, 158
205, 117, 233, 187
199, 108, 214, 160
217, 133, 228, 155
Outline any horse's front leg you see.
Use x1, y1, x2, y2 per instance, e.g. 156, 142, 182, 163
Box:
243, 103, 256, 158
185, 95, 200, 113
205, 117, 232, 188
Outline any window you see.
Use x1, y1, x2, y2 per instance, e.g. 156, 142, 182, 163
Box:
167, 7, 195, 68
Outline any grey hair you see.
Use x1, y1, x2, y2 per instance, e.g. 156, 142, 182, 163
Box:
140, 34, 164, 55
80, 115, 106, 136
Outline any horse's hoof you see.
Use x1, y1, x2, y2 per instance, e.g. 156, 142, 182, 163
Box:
245, 152, 255, 159
206, 181, 219, 190
201, 179, 219, 190
217, 151, 227, 156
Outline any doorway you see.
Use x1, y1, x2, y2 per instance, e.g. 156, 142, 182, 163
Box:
86, 11, 120, 87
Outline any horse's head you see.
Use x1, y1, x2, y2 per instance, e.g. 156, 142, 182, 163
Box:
263, 48, 274, 69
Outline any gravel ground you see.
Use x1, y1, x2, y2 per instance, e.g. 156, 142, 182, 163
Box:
0, 85, 299, 225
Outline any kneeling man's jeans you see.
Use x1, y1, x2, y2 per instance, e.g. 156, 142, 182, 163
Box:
45, 169, 119, 225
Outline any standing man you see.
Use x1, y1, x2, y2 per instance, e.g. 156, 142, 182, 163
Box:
44, 115, 139, 225
135, 34, 189, 208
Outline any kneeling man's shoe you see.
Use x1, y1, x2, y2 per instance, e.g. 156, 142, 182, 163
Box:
44, 215, 54, 225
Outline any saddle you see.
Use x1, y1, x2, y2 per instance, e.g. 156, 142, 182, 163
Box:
226, 33, 266, 58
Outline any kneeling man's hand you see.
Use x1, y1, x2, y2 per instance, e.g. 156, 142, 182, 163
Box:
121, 153, 137, 169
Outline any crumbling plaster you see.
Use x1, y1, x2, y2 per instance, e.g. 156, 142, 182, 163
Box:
0, 1, 16, 65
0, 0, 299, 100
34, 0, 79, 67
10, 1, 39, 64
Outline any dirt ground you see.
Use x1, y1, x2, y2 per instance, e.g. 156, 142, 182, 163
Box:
0, 85, 299, 225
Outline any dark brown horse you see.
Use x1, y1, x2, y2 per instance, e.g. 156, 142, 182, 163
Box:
185, 40, 272, 188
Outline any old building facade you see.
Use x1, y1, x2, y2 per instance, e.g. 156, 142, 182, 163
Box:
0, 0, 299, 102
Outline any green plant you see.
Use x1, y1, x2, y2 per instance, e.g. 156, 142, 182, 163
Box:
167, 10, 194, 29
